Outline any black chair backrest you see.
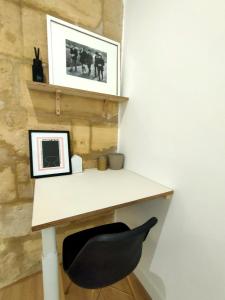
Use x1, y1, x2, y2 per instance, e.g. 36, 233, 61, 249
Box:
67, 217, 158, 289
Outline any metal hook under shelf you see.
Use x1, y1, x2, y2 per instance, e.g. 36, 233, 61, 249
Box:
55, 90, 61, 116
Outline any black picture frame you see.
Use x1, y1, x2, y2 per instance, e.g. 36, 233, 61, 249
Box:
28, 130, 72, 178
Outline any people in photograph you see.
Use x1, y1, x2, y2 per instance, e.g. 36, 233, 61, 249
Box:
97, 54, 105, 81
66, 41, 107, 82
94, 52, 100, 78
86, 50, 93, 76
70, 46, 78, 72
79, 48, 88, 74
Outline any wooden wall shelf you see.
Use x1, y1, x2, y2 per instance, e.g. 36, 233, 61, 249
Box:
27, 81, 128, 116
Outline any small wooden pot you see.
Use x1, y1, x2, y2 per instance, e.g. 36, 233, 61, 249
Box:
97, 155, 108, 171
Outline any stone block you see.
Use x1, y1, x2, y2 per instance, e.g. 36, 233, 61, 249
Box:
91, 125, 118, 151
0, 58, 14, 99
8, 0, 21, 3
0, 167, 16, 203
102, 101, 119, 121
0, 251, 21, 289
29, 90, 56, 114
103, 0, 123, 26
21, 6, 48, 61
23, 238, 42, 268
16, 162, 29, 183
0, 0, 23, 58
22, 62, 33, 82
61, 96, 104, 118
32, 123, 72, 133
0, 100, 5, 110
83, 159, 97, 169
103, 21, 122, 42
0, 128, 28, 157
0, 239, 7, 252
103, 0, 123, 42
13, 129, 29, 157
23, 238, 41, 254
0, 142, 15, 168
22, 0, 102, 29
0, 203, 32, 237
17, 181, 33, 199
4, 106, 28, 129
72, 121, 90, 154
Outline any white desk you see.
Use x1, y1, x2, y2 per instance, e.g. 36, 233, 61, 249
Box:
32, 169, 173, 300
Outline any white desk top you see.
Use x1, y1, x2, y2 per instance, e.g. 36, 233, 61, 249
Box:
32, 169, 173, 231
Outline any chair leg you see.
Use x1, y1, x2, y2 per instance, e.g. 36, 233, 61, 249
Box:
96, 289, 102, 300
127, 275, 136, 300
64, 281, 102, 298
64, 280, 73, 295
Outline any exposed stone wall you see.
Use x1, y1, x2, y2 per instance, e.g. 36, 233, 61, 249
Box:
0, 0, 123, 288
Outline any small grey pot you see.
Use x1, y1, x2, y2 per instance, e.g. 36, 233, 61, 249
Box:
108, 153, 125, 170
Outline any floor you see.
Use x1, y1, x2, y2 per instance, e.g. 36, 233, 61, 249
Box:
0, 268, 152, 300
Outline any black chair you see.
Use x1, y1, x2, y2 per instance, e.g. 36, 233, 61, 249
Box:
62, 217, 158, 292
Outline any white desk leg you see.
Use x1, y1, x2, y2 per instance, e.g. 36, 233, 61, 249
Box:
41, 227, 60, 300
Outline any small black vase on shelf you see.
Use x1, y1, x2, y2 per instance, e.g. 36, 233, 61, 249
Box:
32, 47, 44, 82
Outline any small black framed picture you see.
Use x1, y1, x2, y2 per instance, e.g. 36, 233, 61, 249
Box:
28, 130, 72, 178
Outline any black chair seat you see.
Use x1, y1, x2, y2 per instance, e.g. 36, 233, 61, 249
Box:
62, 217, 157, 289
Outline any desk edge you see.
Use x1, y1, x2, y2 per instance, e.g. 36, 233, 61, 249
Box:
31, 190, 174, 232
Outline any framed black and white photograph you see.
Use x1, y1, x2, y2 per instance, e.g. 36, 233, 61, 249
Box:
47, 15, 120, 95
28, 130, 72, 178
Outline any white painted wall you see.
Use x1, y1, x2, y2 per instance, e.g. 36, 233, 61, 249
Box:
117, 0, 225, 299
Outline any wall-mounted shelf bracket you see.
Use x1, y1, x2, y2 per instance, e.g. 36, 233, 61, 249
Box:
55, 90, 61, 116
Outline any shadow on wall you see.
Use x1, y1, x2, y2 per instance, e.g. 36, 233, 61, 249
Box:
115, 197, 171, 300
